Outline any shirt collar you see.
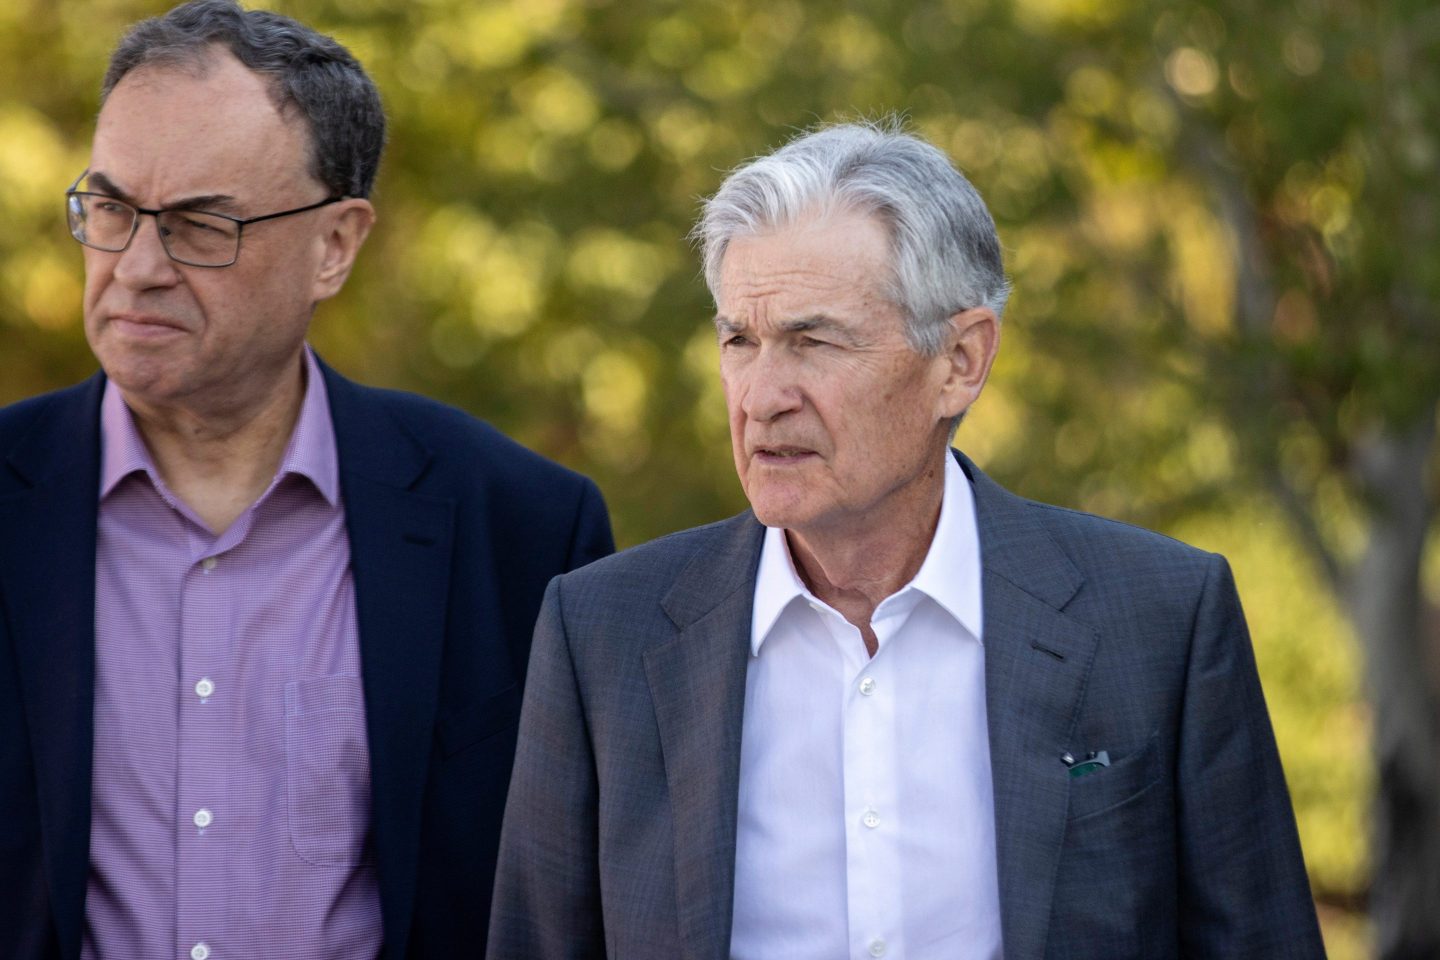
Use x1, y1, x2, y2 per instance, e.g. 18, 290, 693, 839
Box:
281, 347, 341, 506
99, 345, 340, 506
750, 451, 983, 655
750, 523, 813, 656
908, 451, 983, 641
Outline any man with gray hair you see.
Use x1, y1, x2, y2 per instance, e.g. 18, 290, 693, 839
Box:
0, 2, 612, 957
489, 121, 1324, 959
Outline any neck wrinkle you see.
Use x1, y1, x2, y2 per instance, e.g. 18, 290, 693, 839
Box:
785, 491, 942, 628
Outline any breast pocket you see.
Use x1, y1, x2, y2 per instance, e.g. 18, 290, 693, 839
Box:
438, 685, 521, 759
284, 675, 372, 866
1066, 731, 1164, 823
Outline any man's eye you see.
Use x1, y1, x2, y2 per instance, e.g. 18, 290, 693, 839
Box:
723, 335, 751, 347
182, 217, 225, 234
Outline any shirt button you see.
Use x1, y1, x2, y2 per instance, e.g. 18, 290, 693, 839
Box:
869, 939, 886, 957
193, 808, 213, 829
859, 677, 877, 696
191, 944, 211, 960
195, 678, 215, 699
201, 557, 217, 573
862, 809, 881, 829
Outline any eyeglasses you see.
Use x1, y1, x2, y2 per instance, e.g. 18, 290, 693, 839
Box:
64, 171, 344, 268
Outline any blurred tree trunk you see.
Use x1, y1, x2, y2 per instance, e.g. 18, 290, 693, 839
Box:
1347, 418, 1440, 960
1175, 1, 1440, 924
1204, 137, 1440, 956
1230, 217, 1439, 960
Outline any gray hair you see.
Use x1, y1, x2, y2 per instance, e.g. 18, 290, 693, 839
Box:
694, 119, 1010, 355
101, 0, 386, 199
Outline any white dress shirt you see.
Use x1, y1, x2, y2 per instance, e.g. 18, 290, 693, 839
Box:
730, 453, 1002, 960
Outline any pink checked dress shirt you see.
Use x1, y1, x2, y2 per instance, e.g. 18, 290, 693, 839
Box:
84, 349, 381, 960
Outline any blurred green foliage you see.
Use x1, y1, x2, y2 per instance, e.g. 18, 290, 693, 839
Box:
7, 0, 1435, 955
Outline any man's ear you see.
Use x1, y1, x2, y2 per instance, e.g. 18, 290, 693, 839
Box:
312, 199, 375, 303
935, 306, 1000, 421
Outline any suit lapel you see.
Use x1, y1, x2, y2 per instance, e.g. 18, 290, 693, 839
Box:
0, 376, 104, 960
643, 515, 764, 960
637, 459, 1098, 960
321, 364, 456, 958
958, 451, 1099, 960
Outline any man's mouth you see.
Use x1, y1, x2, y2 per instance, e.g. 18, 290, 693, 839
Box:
753, 446, 817, 461
107, 313, 188, 337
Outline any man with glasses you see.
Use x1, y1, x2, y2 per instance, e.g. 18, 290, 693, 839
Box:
0, 2, 612, 958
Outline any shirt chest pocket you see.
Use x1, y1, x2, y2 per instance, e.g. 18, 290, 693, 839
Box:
284, 675, 372, 867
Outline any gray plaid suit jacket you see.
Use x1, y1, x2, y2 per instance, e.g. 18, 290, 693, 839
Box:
488, 450, 1325, 960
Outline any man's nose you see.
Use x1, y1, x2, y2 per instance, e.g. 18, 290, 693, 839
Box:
739, 346, 804, 422
111, 215, 183, 289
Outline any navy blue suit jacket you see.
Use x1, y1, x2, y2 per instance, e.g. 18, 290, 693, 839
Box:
0, 361, 614, 959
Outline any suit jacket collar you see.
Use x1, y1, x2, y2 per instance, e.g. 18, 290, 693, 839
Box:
0, 373, 105, 960
319, 361, 459, 959
648, 451, 1097, 960
960, 450, 1098, 960
643, 514, 763, 960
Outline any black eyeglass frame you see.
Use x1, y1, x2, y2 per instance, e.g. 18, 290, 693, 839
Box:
64, 170, 346, 268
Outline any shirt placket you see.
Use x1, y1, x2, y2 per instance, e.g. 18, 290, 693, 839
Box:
176, 524, 238, 960
829, 609, 904, 960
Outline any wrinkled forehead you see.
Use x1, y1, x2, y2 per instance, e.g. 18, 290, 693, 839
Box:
102, 42, 300, 119
712, 216, 915, 353
717, 210, 901, 303
91, 51, 314, 205
716, 205, 900, 293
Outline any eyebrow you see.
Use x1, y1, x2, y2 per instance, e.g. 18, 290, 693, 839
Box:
85, 171, 240, 213
714, 314, 857, 341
